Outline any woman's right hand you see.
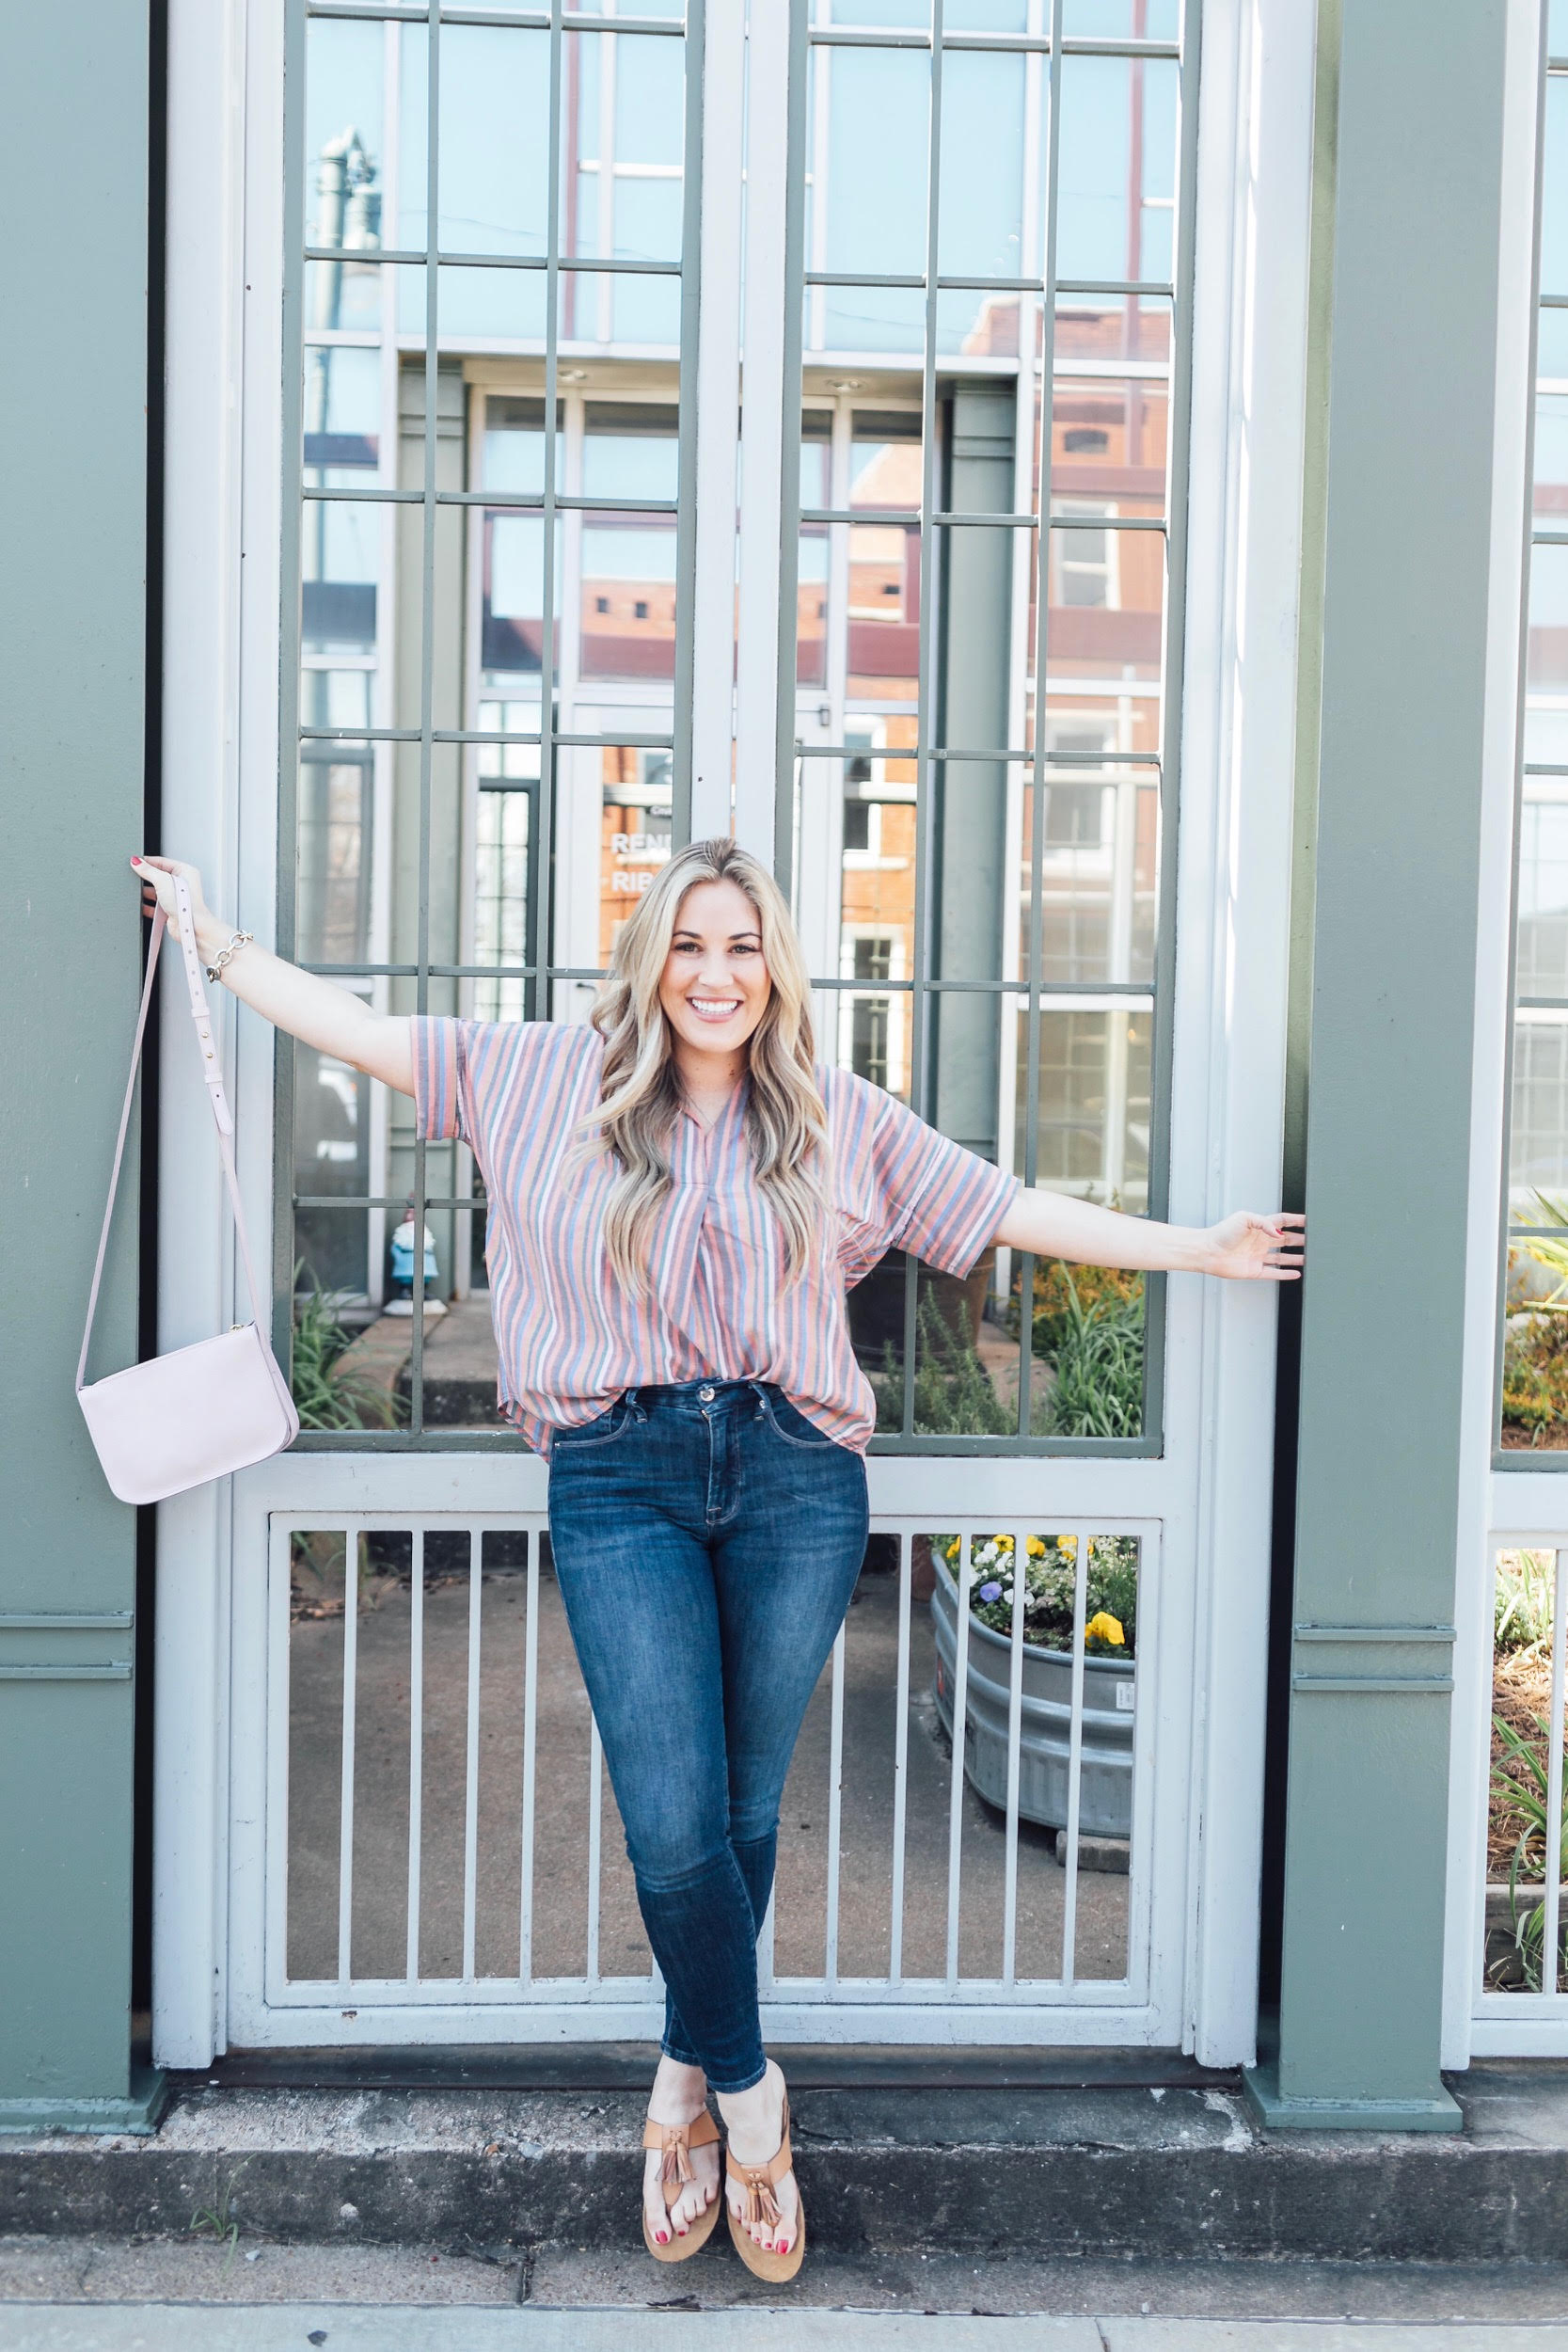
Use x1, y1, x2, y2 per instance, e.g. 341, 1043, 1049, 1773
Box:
128, 850, 417, 1099
131, 853, 210, 932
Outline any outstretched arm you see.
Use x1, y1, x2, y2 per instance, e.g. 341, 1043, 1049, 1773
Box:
994, 1186, 1305, 1283
132, 854, 415, 1098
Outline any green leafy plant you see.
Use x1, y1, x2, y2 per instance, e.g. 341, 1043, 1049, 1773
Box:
1008, 1257, 1145, 1358
1039, 1264, 1145, 1438
1502, 1309, 1568, 1444
939, 1530, 1139, 1656
1496, 1549, 1556, 1656
1492, 1707, 1568, 1991
291, 1262, 401, 1431
188, 2170, 245, 2270
868, 1292, 1014, 1437
1516, 1189, 1568, 1309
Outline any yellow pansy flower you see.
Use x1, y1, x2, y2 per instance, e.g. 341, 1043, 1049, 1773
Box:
1026, 1536, 1045, 1556
1085, 1611, 1125, 1648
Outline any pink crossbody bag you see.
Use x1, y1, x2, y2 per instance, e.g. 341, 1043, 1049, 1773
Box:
77, 876, 299, 1503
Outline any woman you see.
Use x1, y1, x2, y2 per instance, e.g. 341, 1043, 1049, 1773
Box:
132, 838, 1303, 2282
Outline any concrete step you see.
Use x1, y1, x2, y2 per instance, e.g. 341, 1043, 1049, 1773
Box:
3, 2061, 1567, 2264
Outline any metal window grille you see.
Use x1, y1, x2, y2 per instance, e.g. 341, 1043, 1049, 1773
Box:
274, 0, 1198, 1454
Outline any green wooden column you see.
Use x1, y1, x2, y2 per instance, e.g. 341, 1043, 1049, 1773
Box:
1243, 0, 1509, 2131
0, 0, 165, 2132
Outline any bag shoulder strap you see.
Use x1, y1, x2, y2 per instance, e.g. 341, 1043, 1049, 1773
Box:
78, 879, 272, 1393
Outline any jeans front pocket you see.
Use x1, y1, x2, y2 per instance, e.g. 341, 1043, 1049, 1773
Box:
550, 1394, 640, 1452
758, 1388, 839, 1451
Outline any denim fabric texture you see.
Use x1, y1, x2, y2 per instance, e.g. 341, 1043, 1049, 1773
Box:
547, 1377, 870, 2091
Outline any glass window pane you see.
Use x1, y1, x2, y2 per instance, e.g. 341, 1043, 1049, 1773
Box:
300, 498, 383, 654
1529, 541, 1568, 702
850, 411, 922, 509
825, 49, 930, 278
1020, 758, 1160, 987
436, 26, 551, 256
579, 515, 679, 679
302, 344, 382, 482
600, 745, 675, 965
1060, 1, 1180, 39
937, 49, 1026, 281
581, 402, 680, 499
483, 512, 562, 676
1016, 1004, 1151, 1211
1543, 75, 1568, 299
396, 24, 431, 252
847, 523, 921, 700
304, 19, 387, 250
483, 396, 563, 499
1516, 797, 1568, 999
437, 262, 546, 342
1052, 373, 1169, 505
1056, 56, 1179, 286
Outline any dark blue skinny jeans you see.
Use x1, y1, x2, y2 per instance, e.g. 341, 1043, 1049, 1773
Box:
546, 1378, 869, 2092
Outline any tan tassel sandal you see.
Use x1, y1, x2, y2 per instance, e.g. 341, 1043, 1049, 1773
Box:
641, 2109, 723, 2263
724, 2089, 806, 2284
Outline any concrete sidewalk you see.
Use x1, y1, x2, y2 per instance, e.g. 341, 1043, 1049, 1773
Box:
3, 2311, 1568, 2348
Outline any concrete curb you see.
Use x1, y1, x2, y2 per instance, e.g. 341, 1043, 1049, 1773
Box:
2, 2066, 1567, 2263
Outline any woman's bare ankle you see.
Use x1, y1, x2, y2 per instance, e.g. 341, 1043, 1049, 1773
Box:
715, 2057, 785, 2159
648, 2053, 708, 2124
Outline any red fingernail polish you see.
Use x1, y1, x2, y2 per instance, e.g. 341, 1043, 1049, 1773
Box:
132, 856, 141, 865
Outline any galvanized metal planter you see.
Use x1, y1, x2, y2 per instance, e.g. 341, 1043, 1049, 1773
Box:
929, 1553, 1135, 1839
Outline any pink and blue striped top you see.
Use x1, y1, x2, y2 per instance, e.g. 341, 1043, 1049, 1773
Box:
413, 1018, 1019, 1454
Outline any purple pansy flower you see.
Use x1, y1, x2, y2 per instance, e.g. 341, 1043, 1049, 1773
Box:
979, 1580, 1003, 1602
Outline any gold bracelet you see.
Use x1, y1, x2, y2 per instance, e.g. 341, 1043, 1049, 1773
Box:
204, 930, 254, 983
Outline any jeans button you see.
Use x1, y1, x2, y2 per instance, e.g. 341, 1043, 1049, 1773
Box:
698, 1384, 716, 1403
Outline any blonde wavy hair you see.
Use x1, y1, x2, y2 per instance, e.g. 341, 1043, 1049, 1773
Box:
580, 837, 829, 1290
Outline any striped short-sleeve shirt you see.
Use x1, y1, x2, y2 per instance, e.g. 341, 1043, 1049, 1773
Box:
412, 1018, 1019, 1454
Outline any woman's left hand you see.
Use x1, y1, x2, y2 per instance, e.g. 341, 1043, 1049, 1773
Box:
1201, 1210, 1306, 1281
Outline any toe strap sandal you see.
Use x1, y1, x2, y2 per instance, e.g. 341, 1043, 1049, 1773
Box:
642, 2109, 722, 2263
725, 2090, 806, 2283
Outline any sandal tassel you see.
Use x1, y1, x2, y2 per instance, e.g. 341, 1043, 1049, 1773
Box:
659, 2126, 694, 2190
739, 2168, 783, 2232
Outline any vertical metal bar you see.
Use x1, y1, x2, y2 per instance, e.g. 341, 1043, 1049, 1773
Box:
1059, 1522, 1090, 1986
518, 1531, 541, 1982
337, 1528, 361, 1985
1490, 25, 1551, 1451
673, 0, 707, 845
772, 0, 812, 882
1002, 1523, 1027, 1983
587, 1719, 604, 1987
944, 1522, 971, 1988
536, 1, 564, 1001
888, 1529, 912, 1983
405, 1524, 424, 1980
461, 1525, 483, 1981
736, 0, 800, 859
1137, 0, 1204, 1444
275, 0, 309, 1371
1016, 0, 1063, 1442
409, 0, 442, 1430
902, 0, 946, 1437
1544, 1549, 1567, 1995
824, 1622, 847, 1986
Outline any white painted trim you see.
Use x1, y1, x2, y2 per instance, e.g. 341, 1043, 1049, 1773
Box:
732, 0, 794, 857
689, 0, 744, 837
1448, 0, 1545, 2072
168, 0, 1311, 2066
152, 0, 254, 2073
1171, 0, 1315, 2066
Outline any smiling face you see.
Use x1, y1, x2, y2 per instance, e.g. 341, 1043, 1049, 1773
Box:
657, 876, 773, 1071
